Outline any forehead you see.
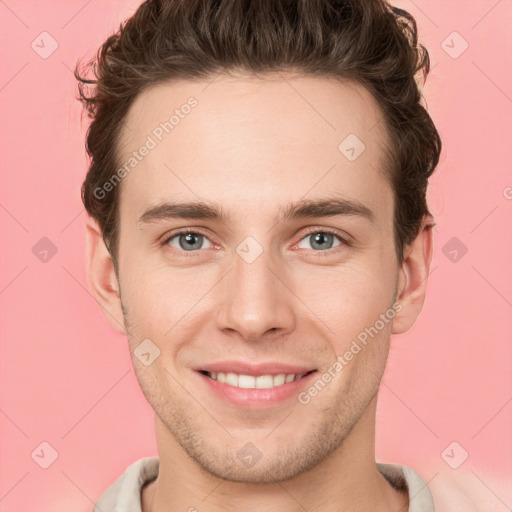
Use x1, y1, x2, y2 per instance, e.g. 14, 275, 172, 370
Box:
116, 73, 392, 226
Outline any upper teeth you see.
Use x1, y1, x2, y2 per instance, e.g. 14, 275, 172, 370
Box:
208, 372, 304, 389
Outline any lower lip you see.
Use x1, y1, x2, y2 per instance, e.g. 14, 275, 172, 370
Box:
196, 371, 318, 409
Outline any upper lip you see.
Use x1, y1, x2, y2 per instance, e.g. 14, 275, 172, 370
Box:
195, 361, 317, 376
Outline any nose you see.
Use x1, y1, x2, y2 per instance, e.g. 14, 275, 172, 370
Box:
215, 246, 296, 343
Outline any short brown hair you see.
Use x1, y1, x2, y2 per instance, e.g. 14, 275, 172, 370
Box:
76, 0, 441, 270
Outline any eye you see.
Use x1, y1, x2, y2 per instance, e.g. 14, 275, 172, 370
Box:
295, 229, 348, 252
164, 230, 213, 252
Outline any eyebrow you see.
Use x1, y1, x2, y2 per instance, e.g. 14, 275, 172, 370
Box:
137, 197, 375, 226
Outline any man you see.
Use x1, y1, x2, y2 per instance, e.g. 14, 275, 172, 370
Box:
76, 0, 441, 510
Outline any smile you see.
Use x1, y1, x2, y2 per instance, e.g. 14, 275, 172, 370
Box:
196, 366, 318, 409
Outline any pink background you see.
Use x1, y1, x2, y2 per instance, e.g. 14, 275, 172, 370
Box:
1, 1, 511, 510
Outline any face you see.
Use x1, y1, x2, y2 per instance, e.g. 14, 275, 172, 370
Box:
89, 73, 429, 483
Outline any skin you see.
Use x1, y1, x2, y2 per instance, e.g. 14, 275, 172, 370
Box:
86, 73, 433, 512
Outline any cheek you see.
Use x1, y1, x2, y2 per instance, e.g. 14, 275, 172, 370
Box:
121, 264, 216, 356
295, 261, 396, 336
120, 258, 183, 318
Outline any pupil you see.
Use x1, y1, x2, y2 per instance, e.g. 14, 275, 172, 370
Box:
312, 232, 331, 250
181, 233, 201, 250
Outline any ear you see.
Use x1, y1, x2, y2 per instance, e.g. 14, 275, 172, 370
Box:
392, 217, 434, 334
85, 217, 127, 334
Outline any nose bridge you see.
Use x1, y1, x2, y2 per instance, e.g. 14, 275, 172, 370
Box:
215, 241, 295, 341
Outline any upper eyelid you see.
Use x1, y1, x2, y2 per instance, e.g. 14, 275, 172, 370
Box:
164, 228, 213, 243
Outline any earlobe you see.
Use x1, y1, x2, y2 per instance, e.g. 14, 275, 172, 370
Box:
85, 218, 127, 335
392, 218, 434, 335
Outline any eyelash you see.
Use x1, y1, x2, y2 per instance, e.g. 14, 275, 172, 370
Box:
160, 227, 351, 257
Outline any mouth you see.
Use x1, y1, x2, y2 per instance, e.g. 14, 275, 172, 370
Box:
194, 363, 318, 409
198, 369, 316, 389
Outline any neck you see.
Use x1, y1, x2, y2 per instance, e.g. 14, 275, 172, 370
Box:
142, 397, 408, 512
